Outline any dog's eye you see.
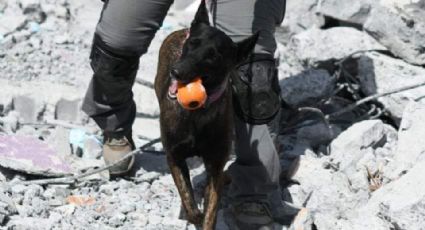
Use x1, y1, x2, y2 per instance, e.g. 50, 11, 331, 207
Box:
207, 48, 216, 58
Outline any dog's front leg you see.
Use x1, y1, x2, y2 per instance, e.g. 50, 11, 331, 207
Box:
166, 154, 203, 225
202, 161, 225, 230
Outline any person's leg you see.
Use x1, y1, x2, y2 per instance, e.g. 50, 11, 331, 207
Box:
208, 0, 297, 227
82, 0, 173, 175
209, 0, 285, 55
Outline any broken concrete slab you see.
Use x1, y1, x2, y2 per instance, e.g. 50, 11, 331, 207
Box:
364, 2, 425, 65
319, 0, 376, 25
329, 120, 388, 173
45, 126, 72, 158
385, 102, 425, 179
0, 111, 19, 133
0, 135, 72, 176
277, 0, 324, 44
357, 52, 425, 123
358, 160, 425, 229
0, 3, 26, 36
12, 95, 45, 124
279, 69, 335, 107
288, 27, 386, 68
55, 98, 82, 124
290, 155, 368, 221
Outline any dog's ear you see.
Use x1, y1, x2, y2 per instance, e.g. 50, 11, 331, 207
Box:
191, 0, 210, 27
235, 31, 259, 64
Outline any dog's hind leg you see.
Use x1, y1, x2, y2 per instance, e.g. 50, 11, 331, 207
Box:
166, 154, 203, 225
202, 161, 226, 230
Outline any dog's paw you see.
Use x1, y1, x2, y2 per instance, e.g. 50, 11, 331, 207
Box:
187, 212, 204, 226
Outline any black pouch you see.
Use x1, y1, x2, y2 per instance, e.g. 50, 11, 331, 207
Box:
231, 54, 281, 125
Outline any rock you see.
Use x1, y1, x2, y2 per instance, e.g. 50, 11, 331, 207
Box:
357, 160, 425, 229
385, 102, 425, 179
99, 183, 119, 196
0, 4, 26, 36
11, 184, 27, 195
108, 212, 126, 227
0, 0, 7, 12
357, 52, 425, 123
0, 170, 5, 182
82, 135, 102, 159
53, 204, 75, 217
313, 214, 354, 230
288, 27, 386, 68
15, 125, 37, 136
45, 127, 72, 158
18, 0, 40, 13
25, 197, 49, 217
0, 192, 19, 217
55, 98, 82, 123
277, 0, 324, 44
364, 2, 425, 65
22, 184, 43, 205
0, 95, 12, 115
319, 0, 376, 25
136, 171, 161, 184
118, 202, 136, 214
127, 212, 148, 227
345, 214, 394, 230
54, 34, 71, 44
12, 95, 45, 123
147, 214, 163, 225
72, 159, 109, 181
329, 120, 389, 173
279, 69, 335, 107
43, 185, 70, 200
132, 118, 161, 141
6, 216, 56, 230
0, 135, 72, 176
0, 111, 19, 133
133, 84, 160, 118
276, 42, 305, 80
162, 216, 187, 230
53, 5, 68, 19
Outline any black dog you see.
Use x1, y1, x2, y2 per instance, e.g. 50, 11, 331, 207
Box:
154, 1, 258, 229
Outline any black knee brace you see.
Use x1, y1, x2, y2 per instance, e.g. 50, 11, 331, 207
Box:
231, 54, 282, 125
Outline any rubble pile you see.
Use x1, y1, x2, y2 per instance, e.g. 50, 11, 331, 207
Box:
1, 0, 425, 229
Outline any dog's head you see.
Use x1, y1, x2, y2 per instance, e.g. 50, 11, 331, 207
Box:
171, 0, 259, 88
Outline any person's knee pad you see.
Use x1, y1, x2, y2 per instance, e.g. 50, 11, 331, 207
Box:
231, 54, 282, 125
90, 34, 140, 81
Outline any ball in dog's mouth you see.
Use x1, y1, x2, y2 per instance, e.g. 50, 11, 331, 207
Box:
188, 101, 200, 109
176, 77, 207, 110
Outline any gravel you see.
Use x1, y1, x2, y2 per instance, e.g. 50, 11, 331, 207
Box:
1, 0, 425, 229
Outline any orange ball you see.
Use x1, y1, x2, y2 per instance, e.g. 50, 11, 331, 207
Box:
177, 77, 207, 110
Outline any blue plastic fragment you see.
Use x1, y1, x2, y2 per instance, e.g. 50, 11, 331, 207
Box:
69, 129, 88, 149
29, 21, 40, 33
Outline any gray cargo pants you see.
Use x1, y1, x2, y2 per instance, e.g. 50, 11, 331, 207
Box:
82, 0, 286, 210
